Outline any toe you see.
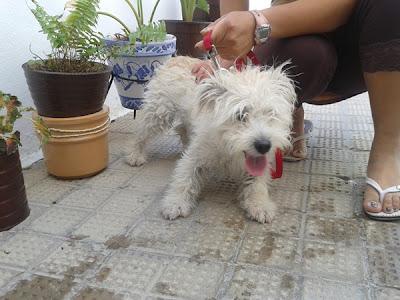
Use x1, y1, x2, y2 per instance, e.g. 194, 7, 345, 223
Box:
382, 194, 394, 214
392, 194, 400, 211
363, 186, 382, 213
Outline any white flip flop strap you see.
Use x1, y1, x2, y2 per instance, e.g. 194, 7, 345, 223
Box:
291, 133, 311, 144
366, 177, 400, 203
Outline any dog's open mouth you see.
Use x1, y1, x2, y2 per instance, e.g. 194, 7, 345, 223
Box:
244, 152, 267, 176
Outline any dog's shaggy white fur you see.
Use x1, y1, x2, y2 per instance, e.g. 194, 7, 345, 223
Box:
127, 56, 296, 223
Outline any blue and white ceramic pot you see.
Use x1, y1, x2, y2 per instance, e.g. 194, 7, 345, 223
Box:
104, 34, 176, 110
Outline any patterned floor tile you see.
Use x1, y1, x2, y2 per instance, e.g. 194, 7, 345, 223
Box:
302, 278, 367, 300
58, 187, 114, 210
191, 201, 247, 231
177, 224, 241, 261
305, 215, 362, 246
351, 139, 372, 151
84, 169, 133, 189
128, 219, 188, 253
246, 211, 303, 237
237, 233, 299, 269
314, 137, 347, 149
307, 191, 355, 218
0, 232, 57, 268
30, 207, 89, 236
152, 257, 225, 299
22, 161, 48, 189
364, 220, 400, 250
72, 213, 134, 243
35, 241, 105, 277
310, 175, 353, 194
224, 266, 299, 300
27, 179, 75, 205
283, 159, 311, 174
313, 128, 345, 140
99, 188, 154, 216
92, 252, 169, 293
312, 148, 351, 162
0, 268, 21, 288
367, 247, 400, 288
269, 188, 304, 211
302, 241, 364, 282
311, 160, 351, 177
73, 287, 130, 300
373, 287, 400, 300
12, 204, 49, 231
272, 172, 310, 192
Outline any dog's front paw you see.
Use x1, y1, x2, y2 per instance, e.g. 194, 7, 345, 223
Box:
125, 153, 147, 167
245, 200, 277, 224
161, 197, 192, 220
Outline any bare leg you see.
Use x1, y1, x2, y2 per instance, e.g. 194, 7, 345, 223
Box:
286, 106, 307, 160
363, 71, 400, 214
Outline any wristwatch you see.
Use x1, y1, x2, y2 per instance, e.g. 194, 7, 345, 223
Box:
249, 10, 271, 45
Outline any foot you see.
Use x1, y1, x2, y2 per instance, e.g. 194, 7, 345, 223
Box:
161, 195, 193, 220
364, 143, 400, 215
125, 152, 147, 167
285, 106, 308, 160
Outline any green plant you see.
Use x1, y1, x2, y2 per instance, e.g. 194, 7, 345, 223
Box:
98, 0, 167, 45
29, 0, 106, 72
181, 0, 209, 22
0, 92, 50, 155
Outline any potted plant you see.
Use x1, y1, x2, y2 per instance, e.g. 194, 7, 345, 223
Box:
23, 0, 112, 118
164, 0, 210, 58
23, 0, 112, 179
0, 92, 31, 231
193, 0, 220, 23
98, 0, 177, 110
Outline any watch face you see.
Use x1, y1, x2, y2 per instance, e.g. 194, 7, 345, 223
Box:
256, 25, 271, 41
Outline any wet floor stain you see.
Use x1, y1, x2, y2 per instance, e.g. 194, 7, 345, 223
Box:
258, 234, 276, 261
0, 275, 74, 300
303, 247, 335, 259
154, 282, 177, 297
74, 287, 124, 300
104, 235, 131, 250
280, 274, 294, 290
95, 267, 112, 282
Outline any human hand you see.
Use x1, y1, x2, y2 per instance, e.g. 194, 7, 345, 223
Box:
191, 57, 235, 82
194, 11, 256, 60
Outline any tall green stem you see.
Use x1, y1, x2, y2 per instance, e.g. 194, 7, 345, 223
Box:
98, 11, 131, 34
122, 0, 141, 28
149, 0, 161, 23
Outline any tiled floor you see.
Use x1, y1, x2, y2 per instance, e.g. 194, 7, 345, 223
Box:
1, 93, 399, 300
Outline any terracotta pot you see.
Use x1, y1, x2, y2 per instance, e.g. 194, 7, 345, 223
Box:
164, 20, 210, 58
22, 62, 112, 118
35, 106, 110, 179
0, 150, 30, 231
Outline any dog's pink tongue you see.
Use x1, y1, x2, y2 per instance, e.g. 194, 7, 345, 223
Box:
245, 154, 268, 176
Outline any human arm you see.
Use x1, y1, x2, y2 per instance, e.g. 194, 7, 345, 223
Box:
195, 0, 358, 59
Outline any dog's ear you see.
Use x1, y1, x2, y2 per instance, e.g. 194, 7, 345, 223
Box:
197, 80, 228, 112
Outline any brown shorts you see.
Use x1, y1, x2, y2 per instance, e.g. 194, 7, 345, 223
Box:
255, 0, 400, 105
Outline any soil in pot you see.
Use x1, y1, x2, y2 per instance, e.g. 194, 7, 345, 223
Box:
0, 150, 30, 231
164, 20, 210, 58
23, 61, 112, 118
193, 0, 220, 22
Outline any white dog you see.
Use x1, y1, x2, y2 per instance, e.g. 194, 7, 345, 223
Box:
127, 57, 296, 223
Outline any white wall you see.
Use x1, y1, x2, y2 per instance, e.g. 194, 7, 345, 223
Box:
0, 0, 268, 167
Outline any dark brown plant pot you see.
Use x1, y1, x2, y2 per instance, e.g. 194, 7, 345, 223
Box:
164, 20, 210, 58
22, 62, 112, 118
193, 0, 220, 22
0, 150, 30, 232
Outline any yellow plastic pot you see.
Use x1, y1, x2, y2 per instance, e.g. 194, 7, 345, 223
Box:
35, 106, 110, 179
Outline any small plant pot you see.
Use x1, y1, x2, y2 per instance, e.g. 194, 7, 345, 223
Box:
22, 62, 112, 118
104, 34, 176, 110
164, 20, 210, 58
0, 150, 30, 231
35, 106, 110, 179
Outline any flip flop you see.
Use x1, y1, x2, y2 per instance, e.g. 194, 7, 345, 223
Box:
364, 177, 400, 221
284, 119, 313, 162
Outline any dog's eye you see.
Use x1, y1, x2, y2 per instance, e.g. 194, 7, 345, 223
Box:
236, 111, 248, 122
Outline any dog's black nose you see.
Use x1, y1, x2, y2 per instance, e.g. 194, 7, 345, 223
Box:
254, 139, 271, 154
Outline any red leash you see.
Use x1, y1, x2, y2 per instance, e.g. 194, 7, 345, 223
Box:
203, 31, 284, 179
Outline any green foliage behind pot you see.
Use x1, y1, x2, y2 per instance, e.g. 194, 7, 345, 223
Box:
98, 0, 167, 46
0, 92, 49, 156
181, 0, 209, 22
29, 0, 106, 73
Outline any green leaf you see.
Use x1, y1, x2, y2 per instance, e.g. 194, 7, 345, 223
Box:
196, 0, 209, 13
